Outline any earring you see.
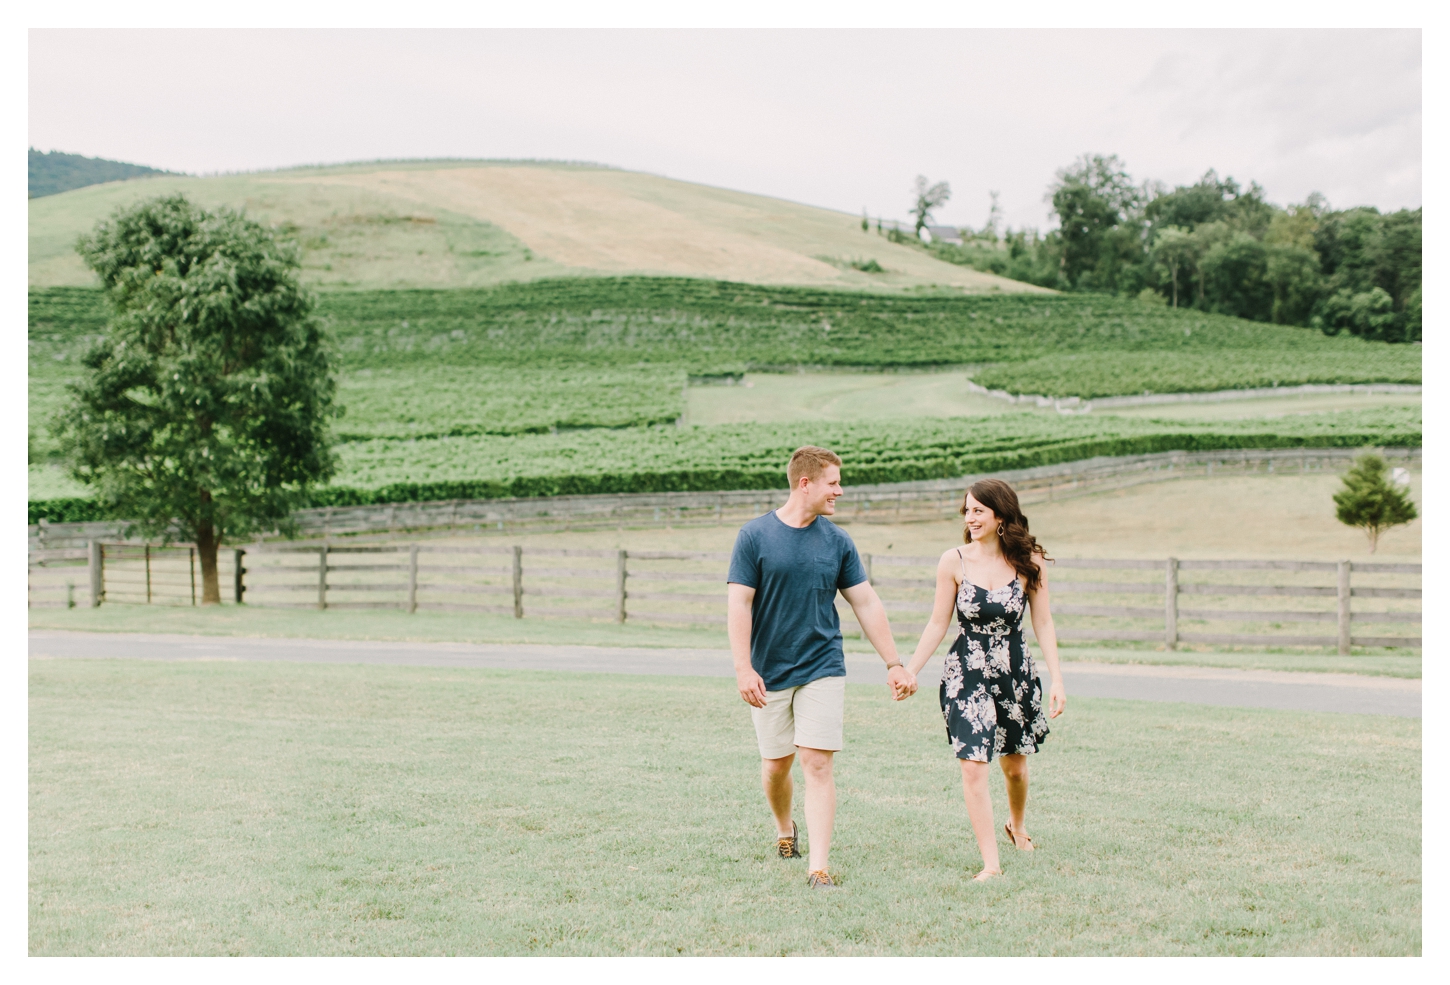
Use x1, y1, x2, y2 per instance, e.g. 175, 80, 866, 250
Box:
996, 523, 1005, 537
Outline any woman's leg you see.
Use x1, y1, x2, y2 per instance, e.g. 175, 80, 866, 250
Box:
959, 759, 1001, 875
999, 753, 1030, 844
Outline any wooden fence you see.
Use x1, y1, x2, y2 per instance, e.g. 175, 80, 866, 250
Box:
28, 542, 245, 609
858, 555, 1420, 652
29, 446, 1419, 550
35, 541, 1419, 654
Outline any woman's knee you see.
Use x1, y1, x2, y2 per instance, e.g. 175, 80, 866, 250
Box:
999, 754, 1028, 782
960, 759, 990, 790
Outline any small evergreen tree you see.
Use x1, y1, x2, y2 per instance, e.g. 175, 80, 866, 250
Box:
1332, 452, 1417, 553
55, 194, 339, 603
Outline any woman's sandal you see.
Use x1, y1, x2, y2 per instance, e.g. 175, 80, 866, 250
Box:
973, 868, 1004, 882
1004, 822, 1035, 851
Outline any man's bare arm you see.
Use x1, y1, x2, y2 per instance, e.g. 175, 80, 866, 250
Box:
727, 583, 767, 708
839, 581, 914, 699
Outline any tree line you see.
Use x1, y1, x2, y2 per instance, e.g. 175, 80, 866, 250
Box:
28, 147, 173, 199
924, 155, 1421, 343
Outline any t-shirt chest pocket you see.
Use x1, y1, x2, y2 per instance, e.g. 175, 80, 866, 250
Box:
812, 552, 840, 591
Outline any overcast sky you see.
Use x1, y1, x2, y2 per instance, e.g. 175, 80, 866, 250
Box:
29, 29, 1421, 232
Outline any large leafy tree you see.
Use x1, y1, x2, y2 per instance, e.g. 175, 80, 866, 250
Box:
1049, 154, 1142, 290
1150, 227, 1196, 308
1199, 233, 1273, 321
56, 195, 339, 603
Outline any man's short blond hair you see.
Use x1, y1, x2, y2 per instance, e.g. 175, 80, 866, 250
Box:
787, 445, 843, 487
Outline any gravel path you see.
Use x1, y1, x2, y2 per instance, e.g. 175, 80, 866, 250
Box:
28, 631, 1420, 718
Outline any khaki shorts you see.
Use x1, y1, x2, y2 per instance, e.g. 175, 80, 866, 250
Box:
750, 675, 846, 759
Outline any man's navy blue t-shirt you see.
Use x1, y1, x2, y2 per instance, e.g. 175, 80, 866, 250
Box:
727, 511, 868, 692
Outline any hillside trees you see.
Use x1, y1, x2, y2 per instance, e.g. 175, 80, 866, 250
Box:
1049, 154, 1143, 291
54, 194, 339, 603
910, 175, 952, 237
1150, 227, 1194, 307
29, 147, 171, 198
1310, 207, 1422, 341
923, 158, 1420, 341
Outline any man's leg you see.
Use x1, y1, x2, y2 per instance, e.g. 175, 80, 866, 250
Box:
762, 753, 796, 837
797, 746, 835, 872
790, 676, 845, 875
751, 687, 799, 843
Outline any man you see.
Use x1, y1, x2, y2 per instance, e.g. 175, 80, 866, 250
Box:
727, 445, 916, 890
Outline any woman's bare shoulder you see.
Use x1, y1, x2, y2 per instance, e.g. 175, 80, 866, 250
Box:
937, 546, 965, 573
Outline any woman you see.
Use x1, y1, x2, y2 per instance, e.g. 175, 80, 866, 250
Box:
900, 478, 1067, 881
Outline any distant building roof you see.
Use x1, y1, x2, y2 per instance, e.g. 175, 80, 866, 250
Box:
922, 225, 962, 245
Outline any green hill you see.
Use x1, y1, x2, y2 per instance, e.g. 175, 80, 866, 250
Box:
27, 159, 1046, 293
27, 162, 1421, 522
28, 148, 174, 199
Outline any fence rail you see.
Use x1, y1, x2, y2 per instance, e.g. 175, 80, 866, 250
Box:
34, 540, 1420, 654
29, 446, 1419, 550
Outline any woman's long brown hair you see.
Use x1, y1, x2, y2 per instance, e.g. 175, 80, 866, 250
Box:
960, 478, 1051, 593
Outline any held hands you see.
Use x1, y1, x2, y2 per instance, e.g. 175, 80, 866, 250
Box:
887, 665, 917, 701
1048, 678, 1067, 718
736, 668, 768, 708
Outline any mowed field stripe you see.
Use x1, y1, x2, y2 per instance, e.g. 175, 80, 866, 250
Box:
28, 631, 1420, 717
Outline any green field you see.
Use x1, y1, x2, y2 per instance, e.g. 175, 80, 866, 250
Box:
33, 280, 1420, 378
27, 278, 1421, 517
973, 349, 1420, 400
29, 403, 1419, 515
29, 658, 1420, 955
321, 406, 1419, 504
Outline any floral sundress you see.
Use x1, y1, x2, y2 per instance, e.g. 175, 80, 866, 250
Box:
939, 550, 1051, 763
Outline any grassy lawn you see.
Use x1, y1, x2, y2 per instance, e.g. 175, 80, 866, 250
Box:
30, 659, 1419, 955
1052, 646, 1420, 678
28, 604, 1420, 678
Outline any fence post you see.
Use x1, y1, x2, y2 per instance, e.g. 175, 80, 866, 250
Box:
408, 544, 419, 614
189, 547, 197, 606
66, 581, 75, 609
1164, 557, 1178, 650
1337, 560, 1351, 655
88, 540, 103, 608
616, 549, 628, 624
318, 544, 329, 611
862, 552, 873, 585
234, 549, 247, 604
145, 545, 153, 604
512, 545, 523, 619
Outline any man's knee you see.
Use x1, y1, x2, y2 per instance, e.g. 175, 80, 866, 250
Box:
796, 746, 834, 781
762, 754, 794, 779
